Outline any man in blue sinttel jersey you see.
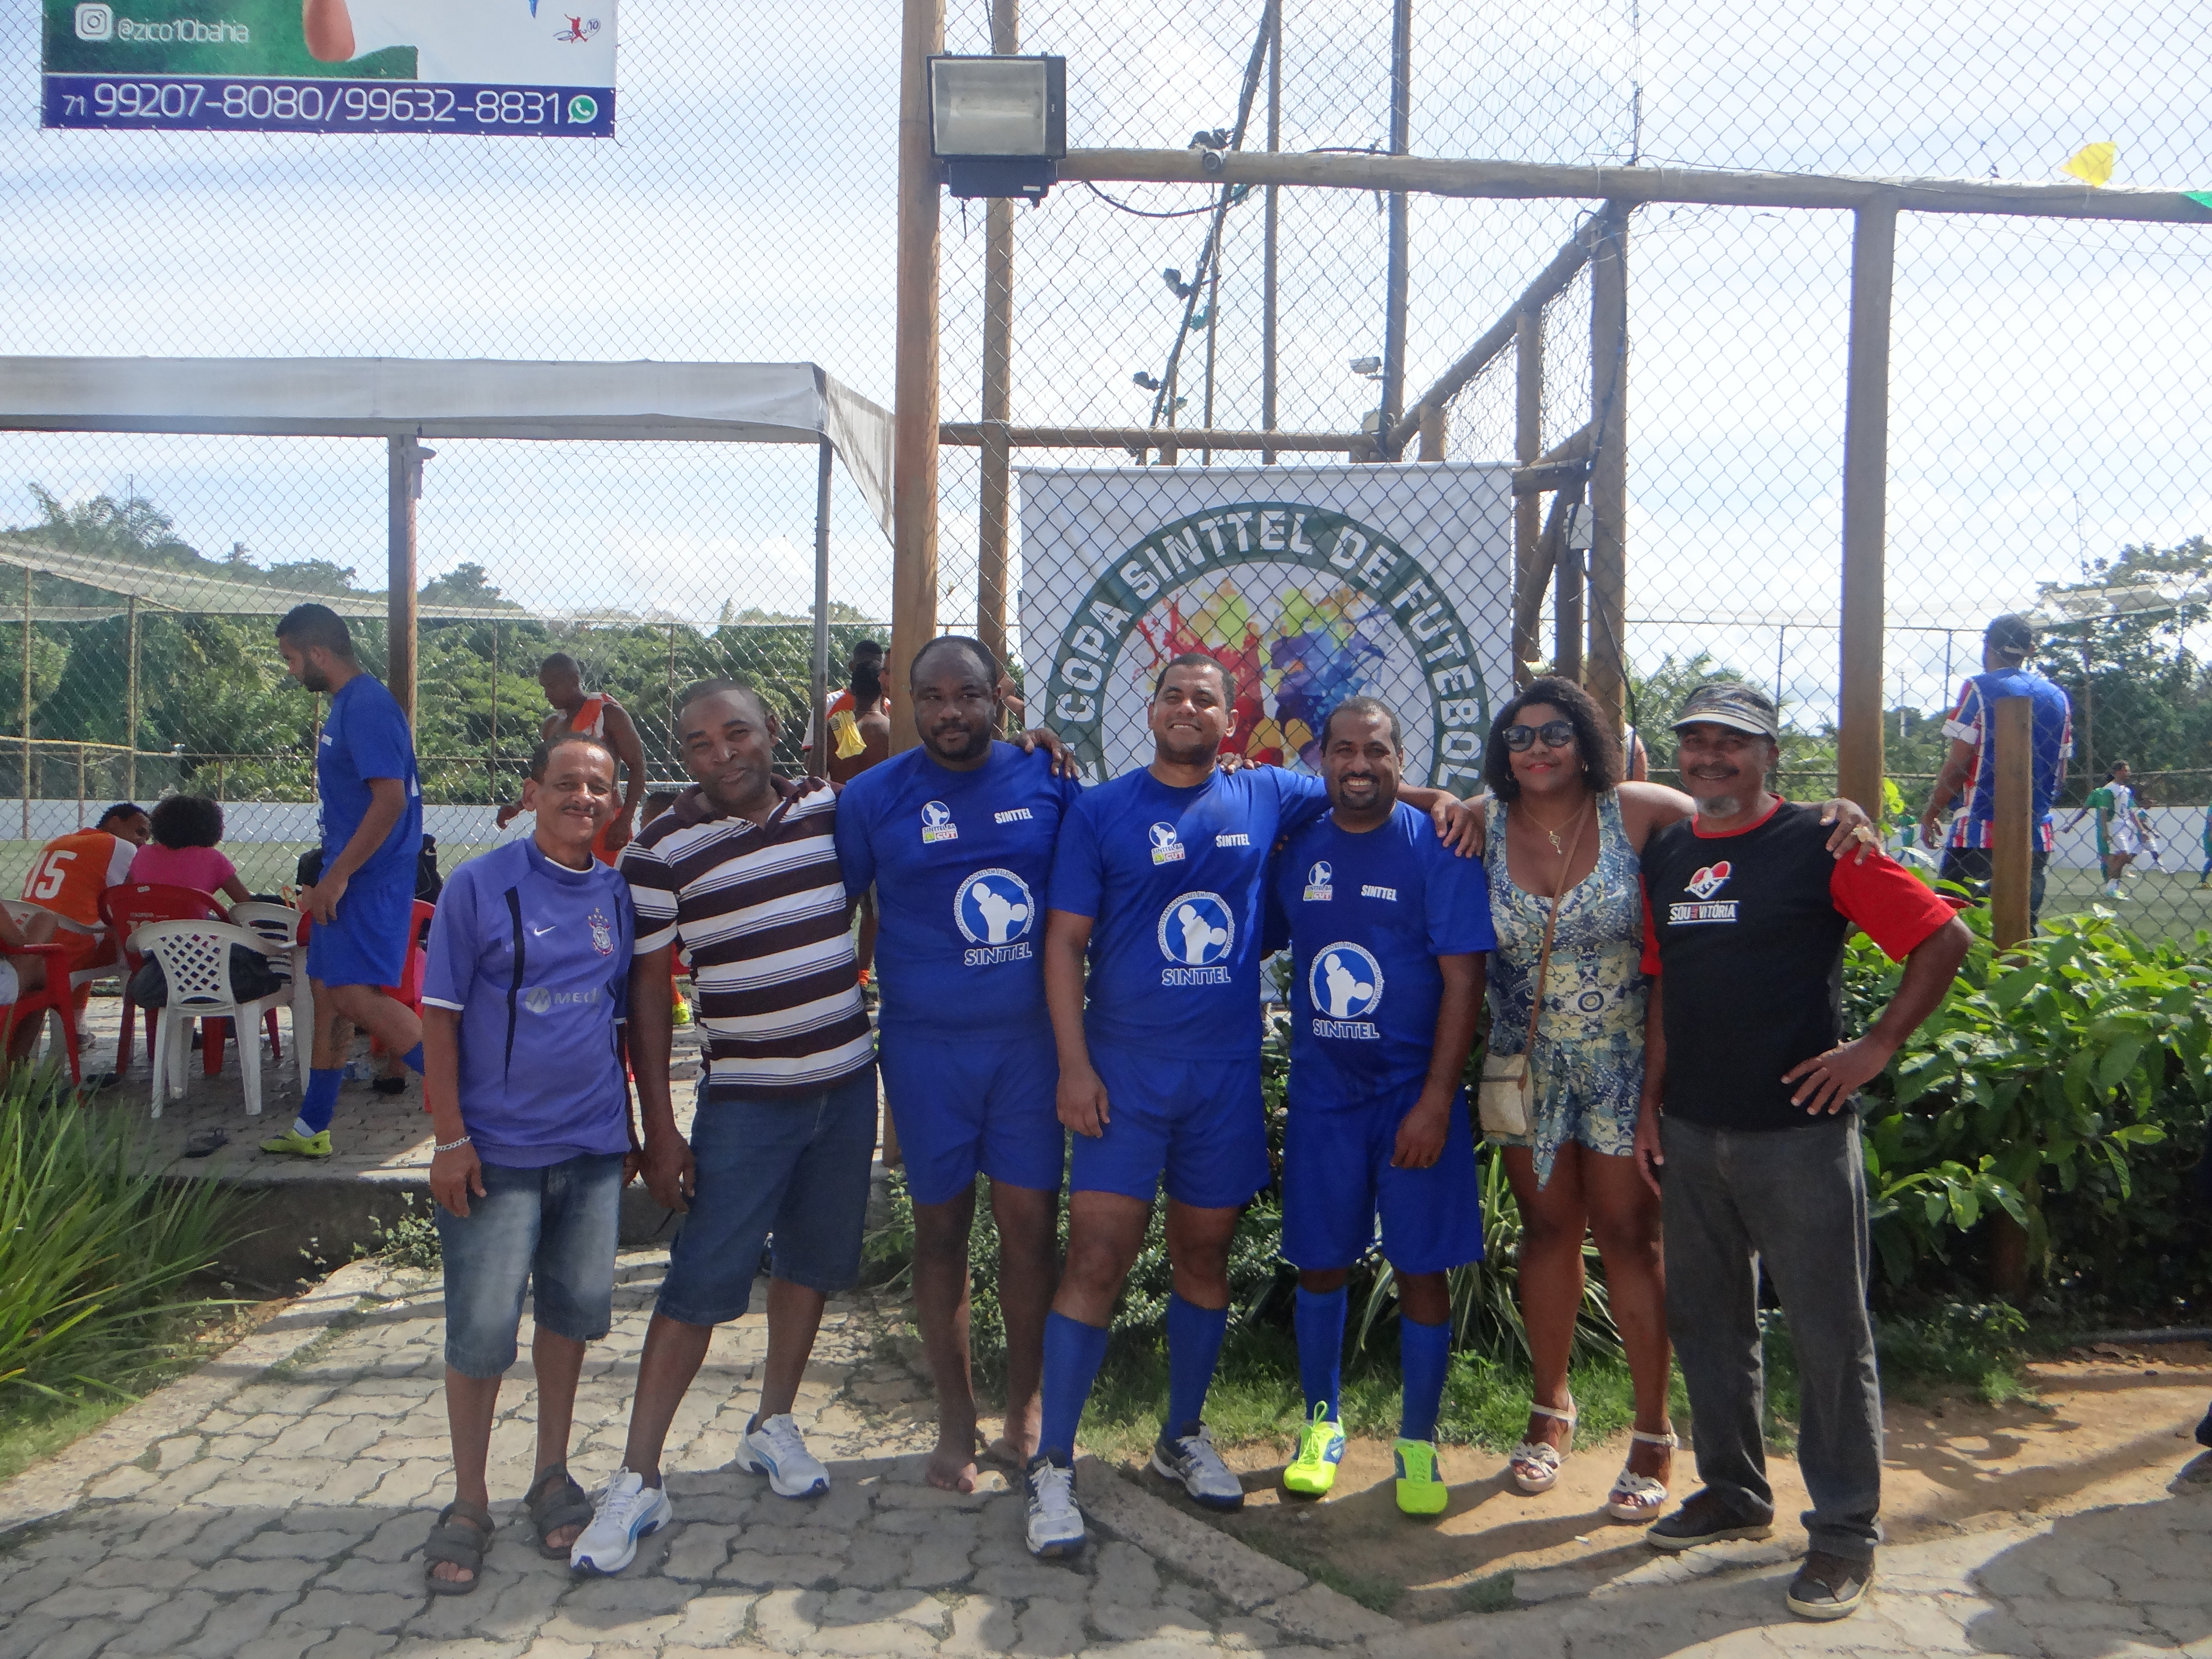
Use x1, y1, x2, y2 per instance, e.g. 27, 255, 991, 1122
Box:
1267, 696, 1493, 1517
1023, 653, 1477, 1558
834, 635, 1082, 1495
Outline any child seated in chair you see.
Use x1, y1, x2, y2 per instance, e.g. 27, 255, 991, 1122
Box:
131, 795, 252, 906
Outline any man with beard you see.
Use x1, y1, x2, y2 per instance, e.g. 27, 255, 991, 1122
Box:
1634, 681, 1968, 1622
1024, 655, 1476, 1558
265, 603, 426, 1158
1268, 697, 1493, 1517
495, 653, 650, 864
833, 634, 1080, 1492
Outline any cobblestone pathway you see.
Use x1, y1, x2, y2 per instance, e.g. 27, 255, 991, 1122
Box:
5, 1251, 2212, 1659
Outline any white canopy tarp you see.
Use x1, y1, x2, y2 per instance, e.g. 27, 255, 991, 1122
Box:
0, 356, 895, 539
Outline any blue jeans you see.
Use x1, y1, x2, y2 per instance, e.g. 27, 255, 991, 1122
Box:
656, 1066, 879, 1326
436, 1153, 625, 1378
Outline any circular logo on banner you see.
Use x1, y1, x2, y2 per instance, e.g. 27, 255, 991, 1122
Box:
955, 869, 1035, 946
1040, 501, 1491, 791
1157, 892, 1235, 966
1309, 943, 1384, 1019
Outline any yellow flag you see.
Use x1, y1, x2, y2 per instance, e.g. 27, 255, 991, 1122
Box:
2062, 142, 2117, 187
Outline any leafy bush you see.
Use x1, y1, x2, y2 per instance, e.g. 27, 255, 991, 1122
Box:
1851, 907, 2212, 1309
0, 1068, 246, 1401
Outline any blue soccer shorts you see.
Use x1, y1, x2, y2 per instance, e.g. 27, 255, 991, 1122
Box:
1281, 1088, 1484, 1275
1072, 1046, 1270, 1212
878, 1027, 1065, 1207
305, 868, 413, 989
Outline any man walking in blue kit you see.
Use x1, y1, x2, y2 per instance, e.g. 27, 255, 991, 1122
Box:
1269, 697, 1493, 1516
1026, 654, 1475, 1557
265, 603, 426, 1157
834, 635, 1082, 1493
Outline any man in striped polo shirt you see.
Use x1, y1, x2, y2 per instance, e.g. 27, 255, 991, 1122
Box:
570, 679, 877, 1573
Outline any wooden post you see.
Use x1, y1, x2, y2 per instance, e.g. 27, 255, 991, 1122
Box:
1261, 0, 1280, 464
1555, 501, 1584, 681
1416, 404, 1446, 460
75, 742, 84, 829
1990, 687, 2035, 1298
387, 435, 425, 727
488, 619, 499, 792
812, 436, 835, 756
1586, 205, 1627, 729
1378, 0, 1413, 453
1514, 305, 1542, 684
1837, 200, 1896, 813
892, 0, 945, 755
976, 0, 1018, 662
124, 593, 138, 802
19, 568, 29, 839
1991, 696, 2033, 949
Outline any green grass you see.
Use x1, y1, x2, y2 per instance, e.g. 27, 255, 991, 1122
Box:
1457, 1572, 1518, 1616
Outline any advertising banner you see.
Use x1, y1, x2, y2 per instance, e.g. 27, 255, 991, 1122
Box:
42, 0, 616, 135
1016, 463, 1514, 790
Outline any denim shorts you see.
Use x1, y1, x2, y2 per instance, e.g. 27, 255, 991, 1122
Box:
436, 1152, 625, 1378
656, 1065, 879, 1326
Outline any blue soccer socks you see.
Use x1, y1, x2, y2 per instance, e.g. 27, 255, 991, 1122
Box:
1400, 1315, 1452, 1444
1294, 1285, 1347, 1425
296, 1066, 342, 1136
402, 1042, 425, 1075
1166, 1293, 1229, 1437
1040, 1312, 1110, 1463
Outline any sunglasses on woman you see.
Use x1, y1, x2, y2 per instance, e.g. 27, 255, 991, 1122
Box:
1501, 719, 1578, 752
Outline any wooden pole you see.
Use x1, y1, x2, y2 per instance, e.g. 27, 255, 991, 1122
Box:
976, 0, 1017, 662
812, 436, 835, 759
1261, 0, 1280, 464
1555, 498, 1584, 681
1991, 696, 2033, 949
1416, 404, 1446, 460
488, 618, 499, 793
19, 568, 29, 838
891, 0, 944, 755
124, 593, 137, 802
1513, 305, 1542, 685
1586, 206, 1627, 730
1837, 200, 1897, 812
1378, 0, 1413, 454
1059, 147, 2212, 222
387, 435, 422, 727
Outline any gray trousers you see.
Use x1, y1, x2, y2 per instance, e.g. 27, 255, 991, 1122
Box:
1660, 1114, 1884, 1564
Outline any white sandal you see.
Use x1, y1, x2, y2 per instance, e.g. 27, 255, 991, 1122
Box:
1508, 1399, 1577, 1494
1604, 1428, 1678, 1521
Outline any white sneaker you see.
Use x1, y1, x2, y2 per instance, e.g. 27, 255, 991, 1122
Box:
568, 1467, 673, 1575
734, 1413, 830, 1498
1025, 1454, 1085, 1558
1151, 1424, 1245, 1511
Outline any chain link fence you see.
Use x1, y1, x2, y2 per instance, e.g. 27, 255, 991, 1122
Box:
4, 1, 2210, 925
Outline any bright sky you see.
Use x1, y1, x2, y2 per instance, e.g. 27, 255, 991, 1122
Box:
2, 0, 2209, 722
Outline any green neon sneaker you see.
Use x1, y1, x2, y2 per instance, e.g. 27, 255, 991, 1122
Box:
1282, 1405, 1345, 1497
258, 1128, 333, 1158
1394, 1438, 1448, 1516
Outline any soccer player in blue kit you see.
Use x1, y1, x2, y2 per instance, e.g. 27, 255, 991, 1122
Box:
1269, 697, 1493, 1516
1025, 654, 1476, 1556
834, 635, 1082, 1494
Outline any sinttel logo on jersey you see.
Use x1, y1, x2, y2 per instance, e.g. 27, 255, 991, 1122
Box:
1304, 859, 1333, 901
955, 868, 1035, 965
920, 801, 959, 843
1156, 892, 1233, 984
1149, 822, 1185, 864
1308, 942, 1383, 1038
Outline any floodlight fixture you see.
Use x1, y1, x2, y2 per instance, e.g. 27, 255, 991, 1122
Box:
929, 54, 1066, 201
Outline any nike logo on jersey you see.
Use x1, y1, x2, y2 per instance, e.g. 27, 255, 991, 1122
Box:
532, 924, 556, 936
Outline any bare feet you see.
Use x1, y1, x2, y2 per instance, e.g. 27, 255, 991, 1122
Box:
926, 1428, 982, 1492
979, 1433, 1032, 1472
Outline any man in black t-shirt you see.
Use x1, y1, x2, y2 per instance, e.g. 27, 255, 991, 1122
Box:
1634, 682, 1969, 1624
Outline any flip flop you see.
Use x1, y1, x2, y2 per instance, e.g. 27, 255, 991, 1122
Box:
183, 1128, 229, 1158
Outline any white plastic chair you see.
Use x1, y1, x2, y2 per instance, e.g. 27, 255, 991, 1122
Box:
226, 901, 310, 1080
133, 919, 291, 1119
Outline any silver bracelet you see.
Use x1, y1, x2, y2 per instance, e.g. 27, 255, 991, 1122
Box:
434, 1134, 472, 1153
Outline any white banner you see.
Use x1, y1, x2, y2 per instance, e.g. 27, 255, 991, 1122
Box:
1016, 463, 1515, 789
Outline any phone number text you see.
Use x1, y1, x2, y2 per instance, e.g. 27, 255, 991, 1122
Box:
42, 75, 614, 136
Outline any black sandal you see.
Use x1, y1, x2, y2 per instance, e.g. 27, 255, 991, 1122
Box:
423, 1499, 493, 1596
526, 1465, 593, 1560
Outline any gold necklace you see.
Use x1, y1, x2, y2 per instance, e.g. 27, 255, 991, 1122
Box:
1521, 795, 1591, 856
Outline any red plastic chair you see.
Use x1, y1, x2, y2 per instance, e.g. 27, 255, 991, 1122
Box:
4, 942, 85, 1084
100, 883, 227, 1074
